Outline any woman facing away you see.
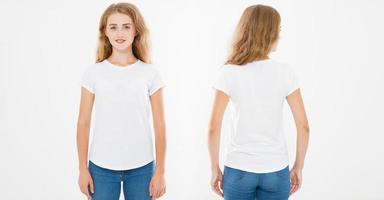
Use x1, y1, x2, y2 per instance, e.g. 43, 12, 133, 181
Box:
208, 5, 310, 200
76, 3, 166, 200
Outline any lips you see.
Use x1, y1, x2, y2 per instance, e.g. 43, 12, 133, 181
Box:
115, 39, 126, 44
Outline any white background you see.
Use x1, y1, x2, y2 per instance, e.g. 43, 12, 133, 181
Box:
1, 0, 384, 199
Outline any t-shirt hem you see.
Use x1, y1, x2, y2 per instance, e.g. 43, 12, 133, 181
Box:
224, 161, 289, 173
89, 156, 154, 171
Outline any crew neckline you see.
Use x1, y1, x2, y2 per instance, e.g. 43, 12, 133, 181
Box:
252, 58, 271, 64
237, 58, 271, 67
104, 59, 141, 69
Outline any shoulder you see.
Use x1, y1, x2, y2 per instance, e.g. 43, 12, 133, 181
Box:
265, 59, 286, 67
264, 59, 293, 74
268, 60, 299, 83
138, 61, 162, 75
83, 61, 104, 73
217, 63, 239, 73
139, 61, 156, 70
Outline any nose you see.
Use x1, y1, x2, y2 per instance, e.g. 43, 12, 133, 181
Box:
116, 28, 125, 36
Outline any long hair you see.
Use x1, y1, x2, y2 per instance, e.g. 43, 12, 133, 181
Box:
226, 5, 281, 65
96, 3, 151, 63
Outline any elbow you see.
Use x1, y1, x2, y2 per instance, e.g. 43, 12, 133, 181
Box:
77, 119, 91, 129
154, 120, 166, 131
208, 123, 220, 136
298, 124, 310, 134
153, 120, 166, 137
304, 124, 310, 133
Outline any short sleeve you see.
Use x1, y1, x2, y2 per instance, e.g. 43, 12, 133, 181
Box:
148, 69, 165, 96
80, 66, 95, 94
212, 67, 231, 96
285, 65, 300, 96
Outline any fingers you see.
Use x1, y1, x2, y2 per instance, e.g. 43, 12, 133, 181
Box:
152, 188, 159, 199
289, 183, 298, 195
156, 187, 166, 198
149, 183, 166, 199
297, 174, 302, 188
80, 184, 91, 199
210, 169, 224, 197
220, 179, 223, 190
216, 185, 224, 196
290, 183, 300, 195
215, 184, 224, 197
149, 182, 154, 198
211, 180, 224, 197
289, 171, 301, 196
78, 172, 94, 200
150, 188, 165, 199
157, 186, 166, 198
289, 173, 296, 195
89, 179, 94, 194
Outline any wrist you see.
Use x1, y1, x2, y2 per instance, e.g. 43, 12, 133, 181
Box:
211, 164, 220, 171
154, 167, 165, 175
79, 166, 88, 173
293, 162, 304, 170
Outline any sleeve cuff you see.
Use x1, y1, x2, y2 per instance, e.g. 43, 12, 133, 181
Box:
212, 85, 230, 96
81, 84, 95, 94
149, 84, 166, 96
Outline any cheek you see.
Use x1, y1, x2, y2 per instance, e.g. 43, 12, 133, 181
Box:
107, 36, 115, 44
125, 32, 136, 42
105, 30, 114, 40
127, 30, 136, 38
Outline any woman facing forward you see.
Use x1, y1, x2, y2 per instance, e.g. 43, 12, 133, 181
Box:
208, 5, 310, 200
76, 3, 166, 200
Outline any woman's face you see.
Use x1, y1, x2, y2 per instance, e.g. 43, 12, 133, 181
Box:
105, 13, 136, 52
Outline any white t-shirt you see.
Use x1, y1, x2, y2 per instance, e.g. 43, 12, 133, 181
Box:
80, 59, 165, 170
213, 59, 300, 173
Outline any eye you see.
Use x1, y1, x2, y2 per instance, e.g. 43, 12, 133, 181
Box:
124, 25, 131, 29
110, 26, 116, 30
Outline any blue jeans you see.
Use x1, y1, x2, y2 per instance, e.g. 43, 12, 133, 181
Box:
88, 160, 154, 200
223, 166, 290, 200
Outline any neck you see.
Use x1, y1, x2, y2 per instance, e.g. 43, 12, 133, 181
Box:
108, 47, 137, 66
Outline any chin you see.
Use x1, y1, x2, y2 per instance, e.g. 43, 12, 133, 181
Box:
112, 45, 131, 52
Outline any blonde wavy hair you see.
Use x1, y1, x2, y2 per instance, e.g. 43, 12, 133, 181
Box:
226, 5, 281, 65
96, 3, 150, 63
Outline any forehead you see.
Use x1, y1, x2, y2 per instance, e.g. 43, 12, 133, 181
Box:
107, 12, 133, 24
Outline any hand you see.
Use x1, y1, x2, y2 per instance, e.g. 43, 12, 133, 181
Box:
149, 172, 166, 199
78, 168, 94, 200
210, 167, 224, 197
289, 166, 302, 196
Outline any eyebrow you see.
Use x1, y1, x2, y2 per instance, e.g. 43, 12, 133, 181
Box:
108, 23, 133, 26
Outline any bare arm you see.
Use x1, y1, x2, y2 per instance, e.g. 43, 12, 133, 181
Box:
76, 87, 95, 198
149, 89, 167, 198
77, 87, 94, 171
286, 89, 310, 169
150, 89, 167, 175
286, 89, 310, 195
208, 90, 229, 170
208, 90, 229, 197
